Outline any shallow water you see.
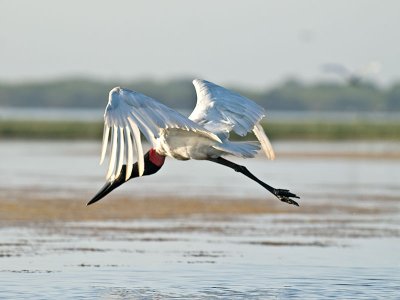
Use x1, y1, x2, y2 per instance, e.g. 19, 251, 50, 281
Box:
1, 140, 400, 200
0, 141, 399, 299
2, 264, 399, 299
1, 215, 399, 299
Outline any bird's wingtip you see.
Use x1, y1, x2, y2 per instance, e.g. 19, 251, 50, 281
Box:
193, 78, 208, 86
109, 86, 122, 94
192, 78, 201, 85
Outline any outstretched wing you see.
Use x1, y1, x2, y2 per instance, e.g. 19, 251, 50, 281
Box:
189, 79, 275, 160
101, 87, 221, 181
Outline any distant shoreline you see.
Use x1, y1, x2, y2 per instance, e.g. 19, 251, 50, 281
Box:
1, 119, 399, 141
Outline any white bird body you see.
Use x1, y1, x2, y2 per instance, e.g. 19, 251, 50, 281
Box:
88, 79, 300, 206
101, 79, 274, 181
154, 128, 224, 160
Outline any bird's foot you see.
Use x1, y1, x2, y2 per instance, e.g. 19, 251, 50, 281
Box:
273, 189, 300, 206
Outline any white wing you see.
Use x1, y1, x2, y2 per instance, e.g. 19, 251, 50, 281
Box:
101, 87, 221, 181
189, 79, 275, 160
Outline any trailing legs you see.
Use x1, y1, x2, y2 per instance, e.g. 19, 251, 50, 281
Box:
208, 157, 300, 206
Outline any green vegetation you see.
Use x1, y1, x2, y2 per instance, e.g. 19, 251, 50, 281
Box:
264, 121, 400, 140
0, 120, 103, 140
0, 78, 197, 109
1, 120, 399, 141
1, 77, 400, 111
1, 77, 398, 140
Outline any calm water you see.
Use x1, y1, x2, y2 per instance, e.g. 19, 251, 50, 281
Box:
0, 140, 399, 299
1, 140, 400, 200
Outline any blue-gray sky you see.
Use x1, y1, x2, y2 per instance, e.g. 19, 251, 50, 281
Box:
1, 0, 399, 87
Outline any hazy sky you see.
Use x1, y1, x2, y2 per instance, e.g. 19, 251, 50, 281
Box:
1, 0, 399, 87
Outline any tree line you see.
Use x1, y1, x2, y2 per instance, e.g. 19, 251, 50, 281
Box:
0, 77, 399, 111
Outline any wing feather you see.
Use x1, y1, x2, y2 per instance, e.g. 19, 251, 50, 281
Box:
106, 125, 118, 179
253, 123, 275, 160
190, 79, 265, 136
116, 127, 125, 177
190, 79, 275, 159
100, 124, 110, 165
101, 86, 221, 181
127, 117, 144, 177
129, 112, 157, 144
124, 126, 133, 181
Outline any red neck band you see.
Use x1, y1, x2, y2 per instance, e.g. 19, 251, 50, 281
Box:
149, 148, 165, 167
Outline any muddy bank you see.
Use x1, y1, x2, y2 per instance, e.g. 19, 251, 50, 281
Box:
1, 194, 397, 224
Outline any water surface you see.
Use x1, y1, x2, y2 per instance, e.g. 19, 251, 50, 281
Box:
0, 140, 399, 299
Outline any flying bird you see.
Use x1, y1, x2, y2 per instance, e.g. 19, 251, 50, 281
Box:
321, 61, 382, 86
88, 79, 299, 206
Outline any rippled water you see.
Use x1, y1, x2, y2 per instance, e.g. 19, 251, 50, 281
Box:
0, 141, 399, 299
2, 265, 399, 299
1, 215, 399, 299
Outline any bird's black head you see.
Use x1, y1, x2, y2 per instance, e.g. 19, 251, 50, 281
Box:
87, 166, 128, 206
87, 149, 165, 205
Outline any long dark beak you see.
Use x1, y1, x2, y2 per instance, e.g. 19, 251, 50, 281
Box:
87, 178, 125, 206
87, 154, 159, 206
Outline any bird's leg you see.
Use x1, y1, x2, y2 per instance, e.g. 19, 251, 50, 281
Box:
208, 157, 300, 206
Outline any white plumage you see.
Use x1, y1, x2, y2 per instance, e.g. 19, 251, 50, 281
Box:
100, 79, 275, 182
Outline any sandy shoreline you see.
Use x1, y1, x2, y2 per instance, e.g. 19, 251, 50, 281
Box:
1, 195, 397, 224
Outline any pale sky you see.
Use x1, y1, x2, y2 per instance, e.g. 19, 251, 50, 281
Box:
1, 0, 399, 88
